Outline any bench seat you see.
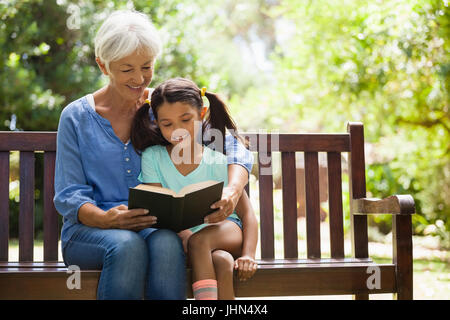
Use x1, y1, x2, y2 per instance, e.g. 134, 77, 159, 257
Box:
0, 258, 396, 299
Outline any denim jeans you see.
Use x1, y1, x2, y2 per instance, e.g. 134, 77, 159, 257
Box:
62, 225, 186, 300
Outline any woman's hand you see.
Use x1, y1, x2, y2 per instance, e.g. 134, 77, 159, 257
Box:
234, 255, 257, 281
204, 186, 241, 223
103, 204, 157, 231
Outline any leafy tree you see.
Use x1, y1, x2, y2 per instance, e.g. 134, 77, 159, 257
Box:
232, 0, 449, 246
1, 0, 448, 246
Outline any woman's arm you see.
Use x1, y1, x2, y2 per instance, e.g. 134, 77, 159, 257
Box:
54, 106, 156, 231
78, 203, 155, 230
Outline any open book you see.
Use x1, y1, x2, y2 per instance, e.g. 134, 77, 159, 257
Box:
128, 180, 224, 232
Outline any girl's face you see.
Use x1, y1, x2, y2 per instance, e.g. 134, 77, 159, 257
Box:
156, 102, 201, 148
99, 50, 154, 102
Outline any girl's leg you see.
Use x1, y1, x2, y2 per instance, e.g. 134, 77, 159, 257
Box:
63, 225, 148, 300
212, 249, 235, 300
188, 220, 242, 299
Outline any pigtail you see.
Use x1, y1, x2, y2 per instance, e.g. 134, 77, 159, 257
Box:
203, 91, 248, 155
130, 102, 169, 154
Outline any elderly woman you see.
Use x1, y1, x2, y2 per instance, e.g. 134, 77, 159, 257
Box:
54, 10, 253, 300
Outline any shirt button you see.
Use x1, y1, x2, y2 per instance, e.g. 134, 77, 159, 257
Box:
127, 170, 131, 174
125, 157, 130, 162
124, 146, 128, 150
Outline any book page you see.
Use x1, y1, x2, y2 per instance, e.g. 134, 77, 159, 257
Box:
134, 184, 177, 196
177, 180, 222, 197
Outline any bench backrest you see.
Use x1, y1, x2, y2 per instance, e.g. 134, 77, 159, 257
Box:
0, 122, 368, 262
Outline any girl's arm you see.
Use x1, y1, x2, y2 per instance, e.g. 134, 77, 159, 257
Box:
144, 183, 163, 187
205, 134, 253, 223
234, 190, 258, 281
205, 164, 249, 223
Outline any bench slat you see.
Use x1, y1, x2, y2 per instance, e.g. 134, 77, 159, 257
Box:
245, 133, 350, 152
327, 152, 345, 258
0, 132, 56, 151
0, 263, 396, 299
347, 123, 368, 259
281, 152, 298, 258
0, 152, 9, 262
258, 150, 275, 259
0, 257, 374, 269
43, 152, 59, 262
19, 152, 35, 262
304, 152, 321, 259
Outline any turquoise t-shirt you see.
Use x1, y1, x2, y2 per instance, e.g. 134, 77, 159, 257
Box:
138, 144, 240, 233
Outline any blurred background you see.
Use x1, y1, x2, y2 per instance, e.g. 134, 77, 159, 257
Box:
1, 0, 448, 298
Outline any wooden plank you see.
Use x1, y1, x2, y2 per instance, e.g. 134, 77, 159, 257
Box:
0, 132, 349, 152
258, 150, 274, 259
347, 122, 369, 300
327, 152, 345, 258
0, 271, 100, 299
393, 214, 413, 300
19, 151, 35, 262
0, 257, 374, 268
43, 151, 59, 261
256, 258, 373, 265
0, 152, 9, 262
304, 152, 321, 259
234, 264, 396, 297
0, 262, 67, 268
352, 195, 415, 215
0, 132, 56, 151
347, 123, 368, 259
0, 263, 396, 299
241, 133, 350, 152
281, 152, 298, 258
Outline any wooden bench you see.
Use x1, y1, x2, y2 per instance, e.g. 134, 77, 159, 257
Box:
0, 122, 415, 299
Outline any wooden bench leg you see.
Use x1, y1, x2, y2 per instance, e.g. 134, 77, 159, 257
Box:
393, 214, 413, 300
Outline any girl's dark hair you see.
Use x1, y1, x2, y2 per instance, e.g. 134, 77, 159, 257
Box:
131, 77, 247, 154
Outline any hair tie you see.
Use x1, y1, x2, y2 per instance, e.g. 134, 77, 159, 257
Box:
201, 87, 207, 97
145, 99, 151, 105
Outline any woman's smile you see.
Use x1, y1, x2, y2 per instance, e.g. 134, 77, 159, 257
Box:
126, 84, 145, 94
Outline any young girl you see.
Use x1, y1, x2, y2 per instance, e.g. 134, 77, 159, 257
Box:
131, 77, 258, 300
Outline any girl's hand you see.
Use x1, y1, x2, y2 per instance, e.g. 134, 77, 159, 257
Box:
204, 186, 241, 223
234, 255, 257, 281
103, 204, 157, 231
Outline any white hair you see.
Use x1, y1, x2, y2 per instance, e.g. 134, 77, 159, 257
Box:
94, 10, 162, 71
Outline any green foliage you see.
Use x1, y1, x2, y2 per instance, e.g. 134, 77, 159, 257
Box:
234, 0, 450, 246
1, 0, 448, 246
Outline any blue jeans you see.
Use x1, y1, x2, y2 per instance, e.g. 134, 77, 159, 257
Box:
62, 225, 186, 300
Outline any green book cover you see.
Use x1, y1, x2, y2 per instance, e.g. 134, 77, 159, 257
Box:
128, 180, 224, 232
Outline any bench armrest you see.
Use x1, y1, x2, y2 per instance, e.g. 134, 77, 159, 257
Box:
352, 195, 415, 215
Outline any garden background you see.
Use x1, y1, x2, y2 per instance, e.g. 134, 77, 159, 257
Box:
1, 0, 448, 299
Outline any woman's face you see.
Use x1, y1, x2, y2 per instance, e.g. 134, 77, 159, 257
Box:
104, 50, 154, 101
156, 102, 202, 149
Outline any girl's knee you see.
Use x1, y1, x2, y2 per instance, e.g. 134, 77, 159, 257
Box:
187, 230, 209, 253
212, 250, 234, 272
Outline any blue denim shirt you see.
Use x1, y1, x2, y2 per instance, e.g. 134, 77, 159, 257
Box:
54, 96, 253, 250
